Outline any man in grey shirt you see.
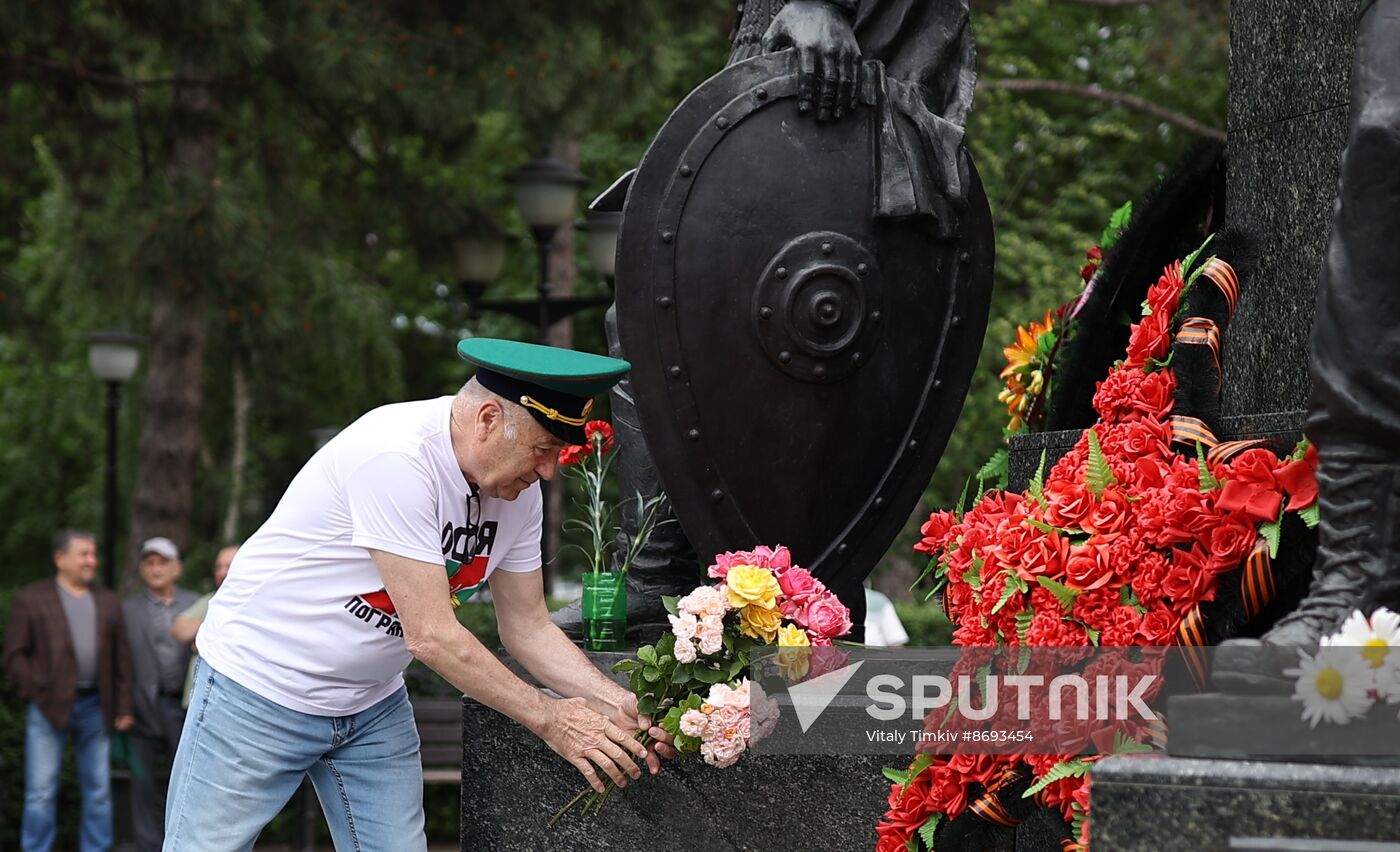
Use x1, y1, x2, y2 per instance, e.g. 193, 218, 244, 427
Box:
122, 537, 198, 852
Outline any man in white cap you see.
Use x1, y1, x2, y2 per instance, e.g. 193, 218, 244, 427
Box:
122, 537, 198, 852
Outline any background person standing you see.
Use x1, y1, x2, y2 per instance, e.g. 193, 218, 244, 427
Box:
3, 529, 134, 852
170, 543, 238, 706
122, 537, 197, 852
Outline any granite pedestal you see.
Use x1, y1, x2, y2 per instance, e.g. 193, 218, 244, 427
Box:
1091, 756, 1400, 851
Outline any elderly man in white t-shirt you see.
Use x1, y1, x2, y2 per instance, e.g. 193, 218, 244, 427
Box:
164, 339, 674, 851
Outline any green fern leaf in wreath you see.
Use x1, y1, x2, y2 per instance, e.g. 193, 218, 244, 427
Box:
1085, 430, 1117, 497
1300, 503, 1320, 528
1023, 758, 1093, 797
918, 814, 942, 850
1036, 575, 1081, 612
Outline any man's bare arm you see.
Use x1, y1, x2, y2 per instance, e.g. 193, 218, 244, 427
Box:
370, 549, 648, 791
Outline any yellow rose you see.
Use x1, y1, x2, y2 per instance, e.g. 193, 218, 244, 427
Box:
726, 565, 780, 611
775, 624, 811, 680
739, 603, 783, 643
777, 623, 810, 647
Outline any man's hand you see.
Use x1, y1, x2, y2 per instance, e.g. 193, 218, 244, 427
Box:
114, 715, 134, 732
762, 0, 861, 121
608, 693, 679, 774
541, 697, 650, 793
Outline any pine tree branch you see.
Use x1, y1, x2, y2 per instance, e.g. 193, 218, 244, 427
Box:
983, 78, 1226, 141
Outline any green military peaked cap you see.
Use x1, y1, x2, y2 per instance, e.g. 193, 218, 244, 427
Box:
457, 338, 630, 445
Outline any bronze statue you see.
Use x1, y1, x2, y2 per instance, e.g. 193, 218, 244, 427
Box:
1217, 0, 1400, 689
555, 0, 993, 641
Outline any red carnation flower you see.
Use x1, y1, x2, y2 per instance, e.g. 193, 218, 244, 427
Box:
558, 444, 589, 466
583, 420, 615, 452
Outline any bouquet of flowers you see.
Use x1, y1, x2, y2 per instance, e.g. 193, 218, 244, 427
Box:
552, 545, 852, 822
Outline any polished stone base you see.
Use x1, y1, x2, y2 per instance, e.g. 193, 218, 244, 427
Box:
459, 695, 895, 852
1091, 755, 1400, 851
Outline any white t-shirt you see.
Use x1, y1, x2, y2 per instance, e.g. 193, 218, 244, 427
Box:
198, 396, 542, 715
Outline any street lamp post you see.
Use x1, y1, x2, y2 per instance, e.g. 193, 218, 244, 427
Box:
87, 330, 143, 590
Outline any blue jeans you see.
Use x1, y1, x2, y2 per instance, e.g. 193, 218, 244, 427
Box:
22, 693, 112, 852
164, 661, 427, 851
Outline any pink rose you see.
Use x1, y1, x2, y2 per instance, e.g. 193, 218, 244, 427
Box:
778, 567, 822, 601
801, 594, 852, 639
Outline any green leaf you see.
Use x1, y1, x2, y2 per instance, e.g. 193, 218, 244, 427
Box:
1015, 609, 1034, 646
1029, 448, 1049, 505
1196, 442, 1218, 492
637, 645, 658, 665
1181, 234, 1216, 284
1083, 625, 1100, 646
637, 695, 657, 716
918, 813, 942, 850
956, 475, 973, 518
1112, 730, 1155, 755
1300, 503, 1320, 529
883, 767, 911, 786
1036, 575, 1081, 612
964, 555, 984, 590
978, 448, 1010, 490
1119, 585, 1148, 614
1024, 518, 1073, 536
662, 595, 681, 616
905, 837, 919, 852
1102, 201, 1133, 249
1261, 518, 1282, 559
991, 576, 1022, 615
1071, 806, 1089, 847
1290, 436, 1312, 462
1085, 429, 1117, 497
1023, 759, 1092, 798
693, 664, 727, 684
642, 666, 661, 683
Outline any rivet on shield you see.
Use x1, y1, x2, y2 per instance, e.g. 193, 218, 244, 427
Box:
687, 429, 700, 441
871, 310, 882, 323
821, 242, 833, 255
852, 352, 863, 364
908, 440, 919, 450
759, 306, 773, 319
669, 365, 682, 378
661, 230, 674, 243
857, 263, 869, 276
814, 365, 827, 379
874, 497, 885, 508
837, 543, 850, 555
710, 489, 724, 502
952, 315, 961, 326
716, 116, 730, 129
776, 266, 788, 280
756, 87, 769, 101
680, 165, 692, 177
657, 296, 673, 309
934, 378, 944, 389
778, 351, 792, 364
960, 250, 972, 264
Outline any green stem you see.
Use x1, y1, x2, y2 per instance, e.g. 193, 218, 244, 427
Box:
547, 732, 655, 827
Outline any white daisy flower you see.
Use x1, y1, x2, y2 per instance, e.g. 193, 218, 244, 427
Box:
1284, 645, 1375, 727
1333, 608, 1400, 671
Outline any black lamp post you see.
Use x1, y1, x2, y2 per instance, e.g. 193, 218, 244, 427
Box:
87, 330, 143, 590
